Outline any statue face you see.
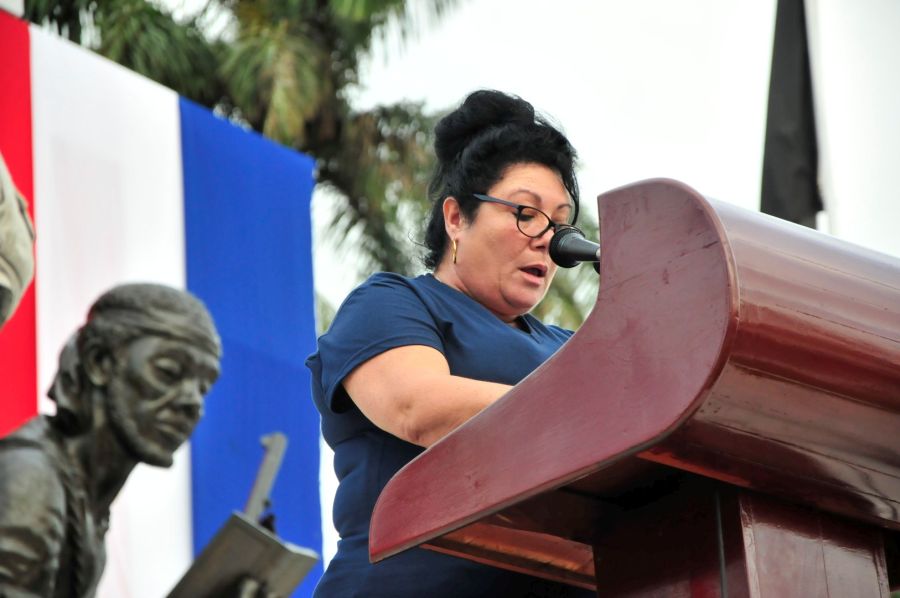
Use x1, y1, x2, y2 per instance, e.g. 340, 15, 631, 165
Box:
105, 335, 220, 467
0, 167, 35, 327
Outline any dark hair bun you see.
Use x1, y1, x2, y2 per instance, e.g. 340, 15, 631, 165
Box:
423, 89, 578, 270
433, 90, 536, 163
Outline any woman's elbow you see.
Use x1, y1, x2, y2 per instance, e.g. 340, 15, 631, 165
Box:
397, 413, 440, 448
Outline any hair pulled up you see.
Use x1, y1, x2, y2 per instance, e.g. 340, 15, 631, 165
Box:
423, 90, 579, 269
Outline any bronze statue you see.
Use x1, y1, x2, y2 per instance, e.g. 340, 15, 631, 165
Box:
0, 283, 222, 597
0, 151, 35, 328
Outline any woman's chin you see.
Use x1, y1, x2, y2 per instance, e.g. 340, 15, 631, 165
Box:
502, 289, 547, 317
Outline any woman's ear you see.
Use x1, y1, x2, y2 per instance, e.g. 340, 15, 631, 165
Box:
442, 196, 465, 239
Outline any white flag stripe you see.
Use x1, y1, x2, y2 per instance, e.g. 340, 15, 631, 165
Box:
30, 26, 193, 598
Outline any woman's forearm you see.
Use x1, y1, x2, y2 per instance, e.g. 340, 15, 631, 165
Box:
343, 345, 512, 447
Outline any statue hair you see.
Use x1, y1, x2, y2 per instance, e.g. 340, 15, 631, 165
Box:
48, 283, 220, 435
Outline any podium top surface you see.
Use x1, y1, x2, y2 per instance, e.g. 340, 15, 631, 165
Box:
370, 179, 900, 565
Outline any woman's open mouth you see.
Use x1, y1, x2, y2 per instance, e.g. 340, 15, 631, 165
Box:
520, 265, 547, 282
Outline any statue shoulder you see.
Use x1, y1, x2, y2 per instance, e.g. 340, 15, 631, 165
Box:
0, 417, 68, 596
0, 417, 67, 508
1, 416, 51, 441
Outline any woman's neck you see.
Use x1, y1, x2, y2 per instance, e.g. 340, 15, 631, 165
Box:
431, 266, 524, 329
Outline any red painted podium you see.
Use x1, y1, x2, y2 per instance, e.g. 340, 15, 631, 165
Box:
369, 179, 900, 596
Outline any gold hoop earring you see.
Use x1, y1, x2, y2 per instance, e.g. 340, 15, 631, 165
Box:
452, 239, 458, 264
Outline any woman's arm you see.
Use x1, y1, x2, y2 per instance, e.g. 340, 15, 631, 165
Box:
343, 345, 511, 448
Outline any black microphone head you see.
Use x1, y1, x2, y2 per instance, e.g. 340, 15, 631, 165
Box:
549, 226, 582, 268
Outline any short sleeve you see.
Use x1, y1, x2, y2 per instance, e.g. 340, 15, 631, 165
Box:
307, 274, 444, 413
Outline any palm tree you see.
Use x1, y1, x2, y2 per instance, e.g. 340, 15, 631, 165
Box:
25, 0, 599, 329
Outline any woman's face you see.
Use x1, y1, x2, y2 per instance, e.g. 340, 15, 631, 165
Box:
439, 162, 574, 323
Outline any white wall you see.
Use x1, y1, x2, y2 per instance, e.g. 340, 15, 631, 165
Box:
30, 28, 194, 598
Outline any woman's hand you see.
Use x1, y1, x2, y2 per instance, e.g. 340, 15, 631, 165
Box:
343, 345, 511, 447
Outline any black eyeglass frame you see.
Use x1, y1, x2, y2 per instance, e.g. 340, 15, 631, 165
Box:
472, 193, 576, 239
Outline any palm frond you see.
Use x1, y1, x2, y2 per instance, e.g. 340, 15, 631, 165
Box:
316, 101, 438, 276
222, 18, 326, 143
315, 291, 337, 334
25, 0, 94, 43
533, 263, 600, 330
330, 0, 461, 41
91, 1, 223, 106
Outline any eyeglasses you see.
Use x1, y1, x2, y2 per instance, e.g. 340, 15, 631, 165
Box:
473, 193, 574, 239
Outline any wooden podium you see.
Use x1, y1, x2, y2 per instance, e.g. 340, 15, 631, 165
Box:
369, 179, 900, 596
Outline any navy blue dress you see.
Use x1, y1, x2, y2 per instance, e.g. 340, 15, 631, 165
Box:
306, 273, 592, 597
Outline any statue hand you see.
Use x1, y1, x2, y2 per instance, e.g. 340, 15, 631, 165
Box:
235, 576, 278, 598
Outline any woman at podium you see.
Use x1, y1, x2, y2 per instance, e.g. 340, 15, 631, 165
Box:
306, 90, 593, 597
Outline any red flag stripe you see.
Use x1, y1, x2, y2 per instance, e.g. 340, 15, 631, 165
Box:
0, 11, 37, 436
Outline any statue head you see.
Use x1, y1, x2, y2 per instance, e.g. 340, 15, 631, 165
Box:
51, 284, 222, 467
0, 154, 35, 327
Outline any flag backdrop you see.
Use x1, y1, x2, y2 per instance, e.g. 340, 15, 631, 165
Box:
0, 11, 322, 597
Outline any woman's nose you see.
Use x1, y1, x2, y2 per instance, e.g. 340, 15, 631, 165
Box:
532, 225, 555, 249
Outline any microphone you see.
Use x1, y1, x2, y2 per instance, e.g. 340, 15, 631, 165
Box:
549, 226, 601, 269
